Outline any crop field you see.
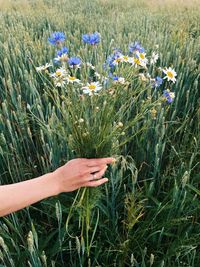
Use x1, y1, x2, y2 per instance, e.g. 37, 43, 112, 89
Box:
0, 0, 200, 266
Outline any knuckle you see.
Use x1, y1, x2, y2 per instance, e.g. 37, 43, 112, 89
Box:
78, 170, 84, 178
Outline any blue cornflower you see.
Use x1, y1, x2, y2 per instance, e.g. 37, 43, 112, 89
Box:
112, 48, 122, 54
105, 55, 115, 69
153, 76, 163, 88
68, 57, 81, 68
57, 47, 68, 57
112, 75, 119, 81
105, 50, 123, 70
54, 47, 69, 64
109, 73, 125, 84
163, 89, 175, 103
82, 32, 101, 45
129, 41, 145, 53
48, 32, 66, 46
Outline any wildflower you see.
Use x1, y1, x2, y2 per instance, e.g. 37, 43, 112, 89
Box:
128, 55, 146, 68
53, 78, 66, 87
68, 57, 81, 68
113, 48, 122, 53
121, 55, 130, 63
57, 47, 68, 57
112, 57, 123, 66
129, 41, 145, 53
112, 76, 125, 84
48, 32, 66, 46
150, 52, 159, 64
118, 77, 125, 84
66, 76, 81, 84
163, 67, 177, 83
135, 51, 148, 67
82, 32, 101, 45
50, 67, 67, 78
128, 57, 136, 66
105, 50, 123, 69
152, 76, 163, 88
54, 47, 69, 64
82, 82, 102, 95
36, 63, 52, 72
163, 89, 175, 103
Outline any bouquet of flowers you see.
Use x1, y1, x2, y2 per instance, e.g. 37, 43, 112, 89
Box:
35, 31, 177, 256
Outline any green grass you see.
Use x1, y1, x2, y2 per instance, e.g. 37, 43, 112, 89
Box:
0, 0, 200, 266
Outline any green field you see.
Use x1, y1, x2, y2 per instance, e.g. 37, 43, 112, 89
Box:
0, 0, 200, 266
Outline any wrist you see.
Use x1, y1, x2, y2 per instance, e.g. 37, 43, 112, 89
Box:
45, 171, 61, 196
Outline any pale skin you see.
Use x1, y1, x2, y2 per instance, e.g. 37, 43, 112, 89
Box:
0, 157, 115, 217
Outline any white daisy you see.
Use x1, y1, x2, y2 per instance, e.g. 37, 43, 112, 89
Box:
50, 68, 68, 78
128, 57, 141, 68
150, 52, 159, 64
128, 57, 136, 65
135, 51, 148, 67
121, 55, 130, 63
82, 82, 102, 95
163, 67, 177, 83
112, 57, 123, 66
36, 63, 52, 72
54, 54, 68, 63
66, 76, 81, 84
113, 77, 125, 84
118, 77, 125, 84
53, 78, 66, 87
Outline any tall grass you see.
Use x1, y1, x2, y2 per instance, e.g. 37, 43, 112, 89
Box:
0, 0, 200, 266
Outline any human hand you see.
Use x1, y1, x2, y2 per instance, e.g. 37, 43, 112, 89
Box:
53, 157, 115, 194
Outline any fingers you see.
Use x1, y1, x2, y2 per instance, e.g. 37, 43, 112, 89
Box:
84, 166, 107, 182
83, 178, 108, 187
89, 164, 107, 174
86, 157, 115, 167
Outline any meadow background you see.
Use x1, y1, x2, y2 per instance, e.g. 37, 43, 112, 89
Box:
0, 0, 200, 266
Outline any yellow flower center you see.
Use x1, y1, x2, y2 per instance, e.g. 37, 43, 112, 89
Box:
134, 58, 141, 65
69, 76, 76, 81
167, 71, 174, 79
115, 58, 122, 63
88, 84, 96, 90
56, 71, 62, 77
140, 53, 145, 60
123, 56, 129, 61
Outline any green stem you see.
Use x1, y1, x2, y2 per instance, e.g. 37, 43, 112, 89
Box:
86, 188, 90, 257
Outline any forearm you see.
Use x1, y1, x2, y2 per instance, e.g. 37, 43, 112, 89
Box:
0, 172, 59, 217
